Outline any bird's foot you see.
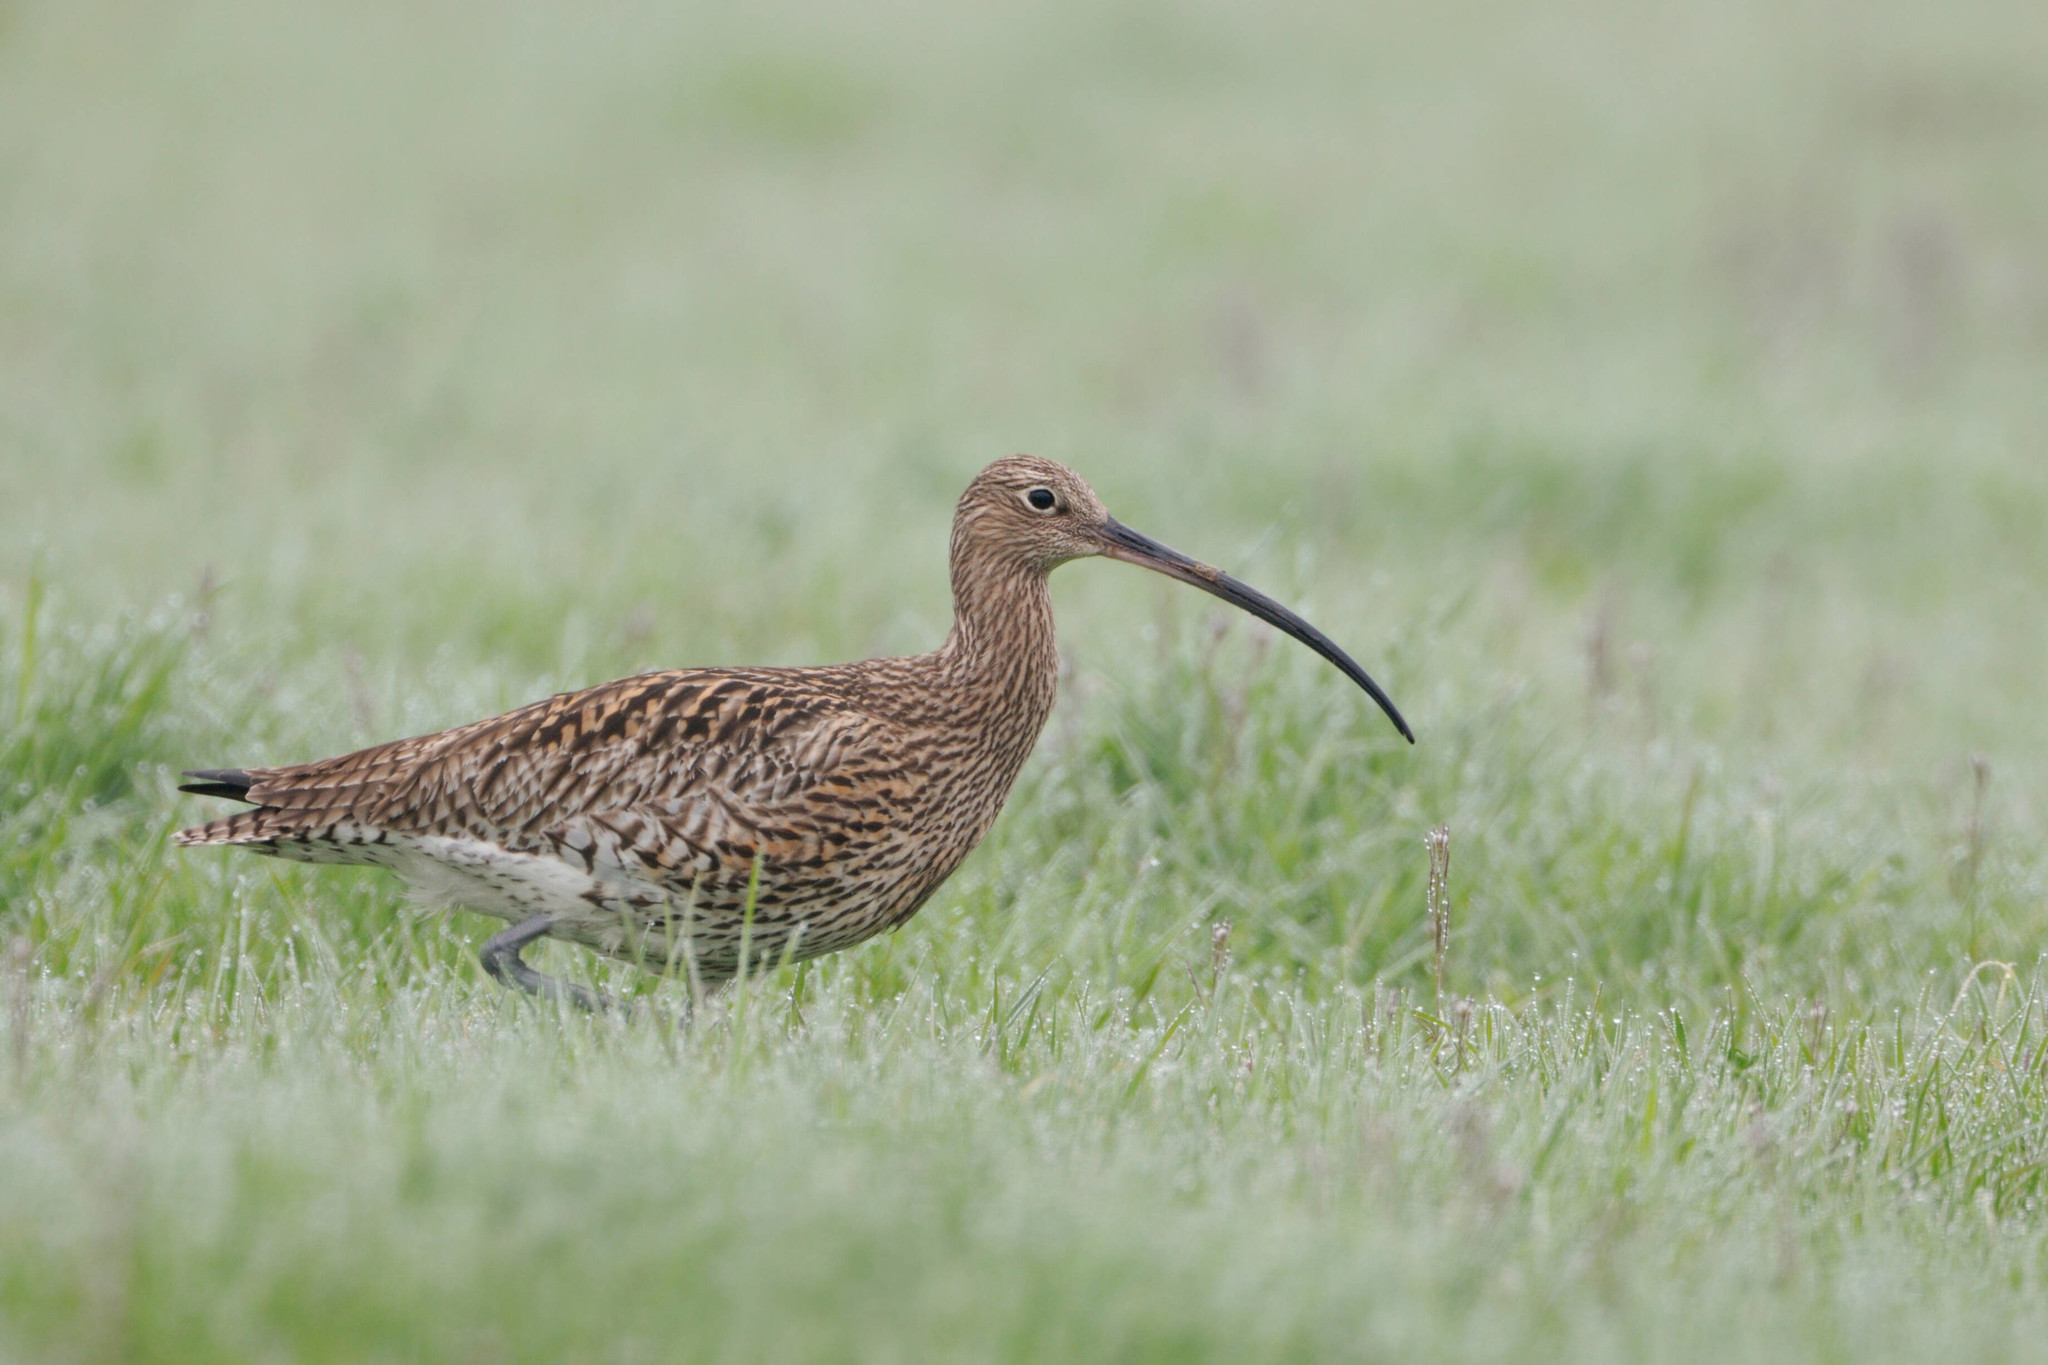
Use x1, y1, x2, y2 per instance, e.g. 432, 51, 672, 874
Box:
480, 914, 624, 1016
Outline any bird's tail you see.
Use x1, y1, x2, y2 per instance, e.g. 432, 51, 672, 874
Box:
175, 763, 402, 866
175, 810, 285, 848
175, 767, 287, 848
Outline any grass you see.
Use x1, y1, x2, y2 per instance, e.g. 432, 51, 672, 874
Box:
6, 0, 2048, 1359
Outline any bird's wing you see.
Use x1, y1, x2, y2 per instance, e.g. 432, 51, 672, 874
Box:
175, 668, 923, 859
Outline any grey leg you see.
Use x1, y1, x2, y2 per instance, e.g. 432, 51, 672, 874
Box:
480, 915, 617, 1015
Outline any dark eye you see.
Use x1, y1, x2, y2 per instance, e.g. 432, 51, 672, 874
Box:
1026, 487, 1057, 512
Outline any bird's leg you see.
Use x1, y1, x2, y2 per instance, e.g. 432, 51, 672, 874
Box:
480, 915, 618, 1015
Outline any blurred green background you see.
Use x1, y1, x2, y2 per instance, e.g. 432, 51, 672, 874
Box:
6, 2, 2048, 1360
8, 0, 2045, 714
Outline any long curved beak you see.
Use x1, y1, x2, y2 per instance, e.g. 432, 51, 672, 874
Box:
1096, 517, 1415, 744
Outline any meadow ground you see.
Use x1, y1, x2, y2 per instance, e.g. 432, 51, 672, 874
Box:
5, 1, 2048, 1360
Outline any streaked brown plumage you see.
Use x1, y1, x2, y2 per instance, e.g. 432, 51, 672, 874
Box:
177, 456, 1412, 1011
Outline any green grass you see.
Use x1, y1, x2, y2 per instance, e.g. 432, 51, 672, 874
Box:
6, 0, 2048, 1359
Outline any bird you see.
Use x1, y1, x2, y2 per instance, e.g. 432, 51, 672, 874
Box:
176, 456, 1413, 1013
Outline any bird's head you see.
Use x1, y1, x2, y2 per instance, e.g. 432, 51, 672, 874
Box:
955, 455, 1115, 571
955, 455, 1414, 743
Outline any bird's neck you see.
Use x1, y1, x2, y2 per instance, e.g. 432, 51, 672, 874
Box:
938, 547, 1060, 754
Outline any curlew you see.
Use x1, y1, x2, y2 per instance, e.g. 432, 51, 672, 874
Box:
177, 457, 1413, 1012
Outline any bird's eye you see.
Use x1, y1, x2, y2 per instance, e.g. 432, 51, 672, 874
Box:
1026, 487, 1057, 512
